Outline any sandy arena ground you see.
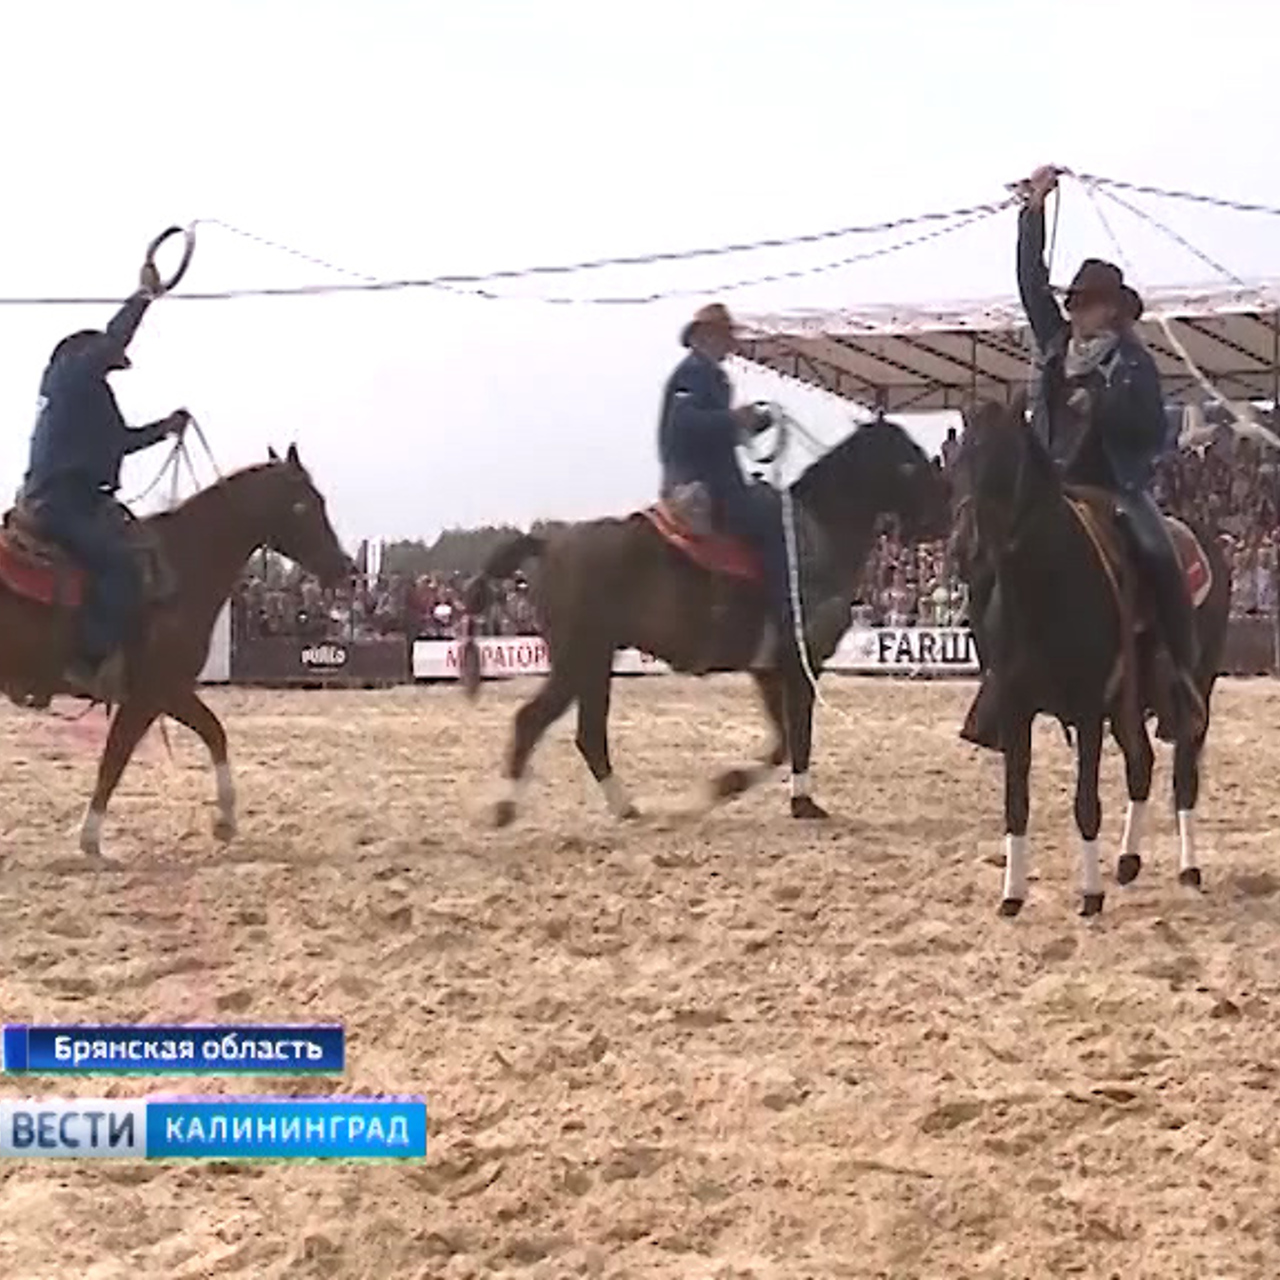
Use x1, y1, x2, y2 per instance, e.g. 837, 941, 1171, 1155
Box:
1, 675, 1279, 1279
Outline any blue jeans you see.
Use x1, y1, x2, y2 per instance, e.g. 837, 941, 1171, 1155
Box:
717, 483, 795, 641
34, 481, 139, 665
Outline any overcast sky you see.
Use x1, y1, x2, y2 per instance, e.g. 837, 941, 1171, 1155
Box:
2, 0, 1278, 546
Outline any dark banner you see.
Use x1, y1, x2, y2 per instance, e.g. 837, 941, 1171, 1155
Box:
230, 636, 410, 686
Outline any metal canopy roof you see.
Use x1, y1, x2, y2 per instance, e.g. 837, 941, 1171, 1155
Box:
735, 281, 1280, 414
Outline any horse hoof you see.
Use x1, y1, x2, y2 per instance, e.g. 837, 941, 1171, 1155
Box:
1116, 853, 1142, 886
790, 796, 829, 820
998, 897, 1023, 918
1080, 892, 1105, 918
711, 769, 751, 801
492, 800, 517, 829
212, 816, 236, 844
619, 804, 641, 822
1178, 867, 1203, 890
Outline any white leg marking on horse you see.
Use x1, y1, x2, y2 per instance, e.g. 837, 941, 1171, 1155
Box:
1177, 809, 1198, 874
790, 771, 810, 799
1003, 834, 1029, 902
79, 806, 104, 858
1079, 838, 1103, 898
213, 762, 237, 840
599, 774, 634, 818
1120, 800, 1147, 859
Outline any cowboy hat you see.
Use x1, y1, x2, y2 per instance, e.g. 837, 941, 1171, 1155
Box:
681, 301, 739, 348
1061, 258, 1145, 319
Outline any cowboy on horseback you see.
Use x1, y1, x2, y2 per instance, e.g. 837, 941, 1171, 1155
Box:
961, 163, 1208, 750
657, 302, 796, 668
20, 257, 190, 704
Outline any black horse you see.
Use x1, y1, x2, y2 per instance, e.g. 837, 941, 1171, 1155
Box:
460, 415, 952, 827
954, 394, 1230, 917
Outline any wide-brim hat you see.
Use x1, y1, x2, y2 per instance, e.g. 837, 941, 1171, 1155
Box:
1061, 258, 1144, 319
681, 301, 739, 348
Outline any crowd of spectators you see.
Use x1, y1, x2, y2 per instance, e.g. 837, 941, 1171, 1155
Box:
856, 422, 1280, 626
231, 566, 537, 644
232, 423, 1280, 641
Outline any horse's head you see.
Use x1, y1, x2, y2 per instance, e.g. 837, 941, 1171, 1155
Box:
255, 444, 353, 588
958, 389, 1049, 557
797, 415, 952, 546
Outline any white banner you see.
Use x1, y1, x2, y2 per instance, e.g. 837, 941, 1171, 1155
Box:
412, 636, 671, 680
829, 625, 978, 673
412, 626, 977, 680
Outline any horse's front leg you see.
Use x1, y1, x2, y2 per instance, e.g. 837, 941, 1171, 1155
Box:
782, 667, 825, 819
708, 670, 788, 808
1111, 714, 1154, 887
1000, 713, 1034, 916
80, 697, 161, 861
574, 658, 639, 820
1073, 717, 1106, 917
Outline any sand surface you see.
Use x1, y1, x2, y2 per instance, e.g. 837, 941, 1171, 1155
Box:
1, 675, 1279, 1279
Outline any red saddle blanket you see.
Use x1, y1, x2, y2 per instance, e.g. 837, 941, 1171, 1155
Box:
1165, 514, 1213, 608
640, 501, 761, 582
0, 525, 84, 608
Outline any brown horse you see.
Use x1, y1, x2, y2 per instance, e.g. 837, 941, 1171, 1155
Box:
954, 396, 1230, 917
0, 443, 351, 860
459, 416, 952, 826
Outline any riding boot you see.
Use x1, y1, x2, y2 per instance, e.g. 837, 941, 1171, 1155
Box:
960, 669, 1004, 751
64, 651, 126, 706
1150, 567, 1207, 744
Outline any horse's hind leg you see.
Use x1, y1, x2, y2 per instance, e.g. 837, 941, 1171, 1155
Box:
163, 689, 237, 843
574, 660, 639, 820
1072, 717, 1106, 917
494, 668, 575, 828
1111, 715, 1155, 886
710, 670, 788, 808
1172, 728, 1207, 890
80, 697, 161, 859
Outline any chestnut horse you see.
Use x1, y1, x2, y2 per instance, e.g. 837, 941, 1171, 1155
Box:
459, 416, 952, 825
0, 443, 351, 860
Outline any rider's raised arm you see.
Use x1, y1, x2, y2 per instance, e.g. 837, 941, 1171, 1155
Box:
1016, 204, 1067, 351
102, 289, 153, 353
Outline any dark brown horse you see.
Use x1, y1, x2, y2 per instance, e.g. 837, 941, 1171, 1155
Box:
459, 416, 952, 826
0, 443, 351, 860
955, 396, 1230, 917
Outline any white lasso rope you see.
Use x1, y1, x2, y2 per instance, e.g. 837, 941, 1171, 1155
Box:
747, 402, 843, 712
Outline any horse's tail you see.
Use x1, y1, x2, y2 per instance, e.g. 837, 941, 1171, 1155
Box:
457, 533, 548, 701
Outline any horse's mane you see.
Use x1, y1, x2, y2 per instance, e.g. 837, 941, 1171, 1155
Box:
793, 415, 930, 494
143, 460, 284, 528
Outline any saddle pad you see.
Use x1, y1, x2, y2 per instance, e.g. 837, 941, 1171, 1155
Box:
640, 503, 761, 581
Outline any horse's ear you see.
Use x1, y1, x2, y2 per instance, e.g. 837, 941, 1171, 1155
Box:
286, 443, 300, 467
267, 446, 280, 462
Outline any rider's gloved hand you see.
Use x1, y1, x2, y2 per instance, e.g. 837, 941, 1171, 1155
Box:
733, 403, 773, 436
164, 408, 192, 437
140, 260, 163, 299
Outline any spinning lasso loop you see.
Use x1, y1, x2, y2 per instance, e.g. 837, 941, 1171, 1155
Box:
144, 224, 197, 294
